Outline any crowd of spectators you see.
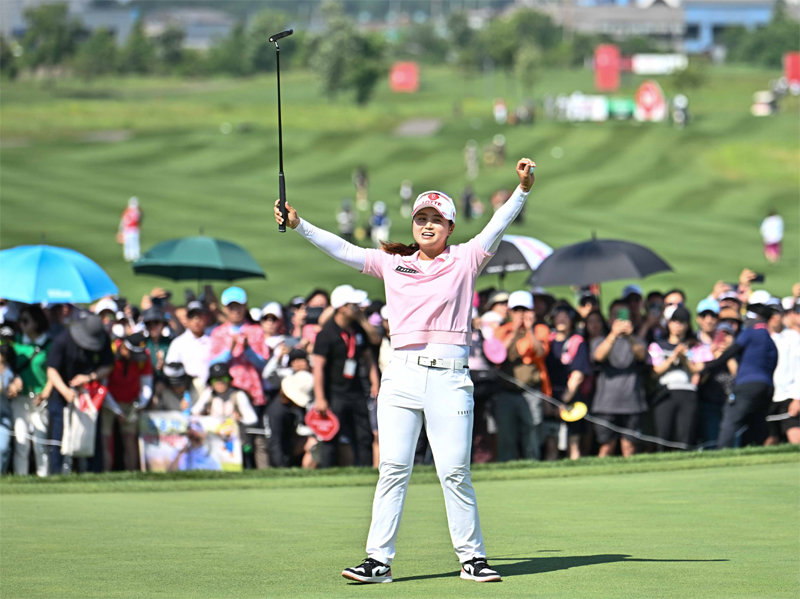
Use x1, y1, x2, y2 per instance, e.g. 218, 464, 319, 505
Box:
0, 269, 798, 476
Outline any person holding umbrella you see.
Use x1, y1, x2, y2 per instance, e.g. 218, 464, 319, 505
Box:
275, 158, 536, 583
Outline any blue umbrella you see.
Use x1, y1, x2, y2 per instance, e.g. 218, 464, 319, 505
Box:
0, 245, 118, 304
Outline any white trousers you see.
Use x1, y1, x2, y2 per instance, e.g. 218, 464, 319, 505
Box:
123, 230, 140, 262
365, 355, 485, 565
11, 396, 49, 476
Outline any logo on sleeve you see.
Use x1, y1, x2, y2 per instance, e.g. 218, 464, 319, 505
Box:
395, 265, 419, 274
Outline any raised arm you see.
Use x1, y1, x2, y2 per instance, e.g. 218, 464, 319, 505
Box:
474, 158, 535, 254
274, 199, 367, 270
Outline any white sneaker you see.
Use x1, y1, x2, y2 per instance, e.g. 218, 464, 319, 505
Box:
460, 557, 502, 582
342, 557, 393, 583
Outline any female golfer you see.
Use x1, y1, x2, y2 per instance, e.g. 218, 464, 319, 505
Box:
274, 158, 535, 583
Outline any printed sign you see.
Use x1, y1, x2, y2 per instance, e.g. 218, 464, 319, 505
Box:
594, 45, 620, 92
138, 411, 242, 472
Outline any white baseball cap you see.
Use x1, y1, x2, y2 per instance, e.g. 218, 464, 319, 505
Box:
412, 191, 456, 222
330, 284, 363, 310
508, 290, 534, 310
93, 298, 118, 315
259, 301, 283, 320
748, 289, 772, 306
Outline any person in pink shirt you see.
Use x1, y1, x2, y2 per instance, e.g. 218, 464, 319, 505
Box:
274, 158, 536, 584
209, 286, 268, 468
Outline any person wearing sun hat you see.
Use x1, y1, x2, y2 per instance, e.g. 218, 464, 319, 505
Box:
45, 313, 114, 474
276, 157, 536, 583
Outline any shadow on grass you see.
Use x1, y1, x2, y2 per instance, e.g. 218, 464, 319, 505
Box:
388, 551, 729, 583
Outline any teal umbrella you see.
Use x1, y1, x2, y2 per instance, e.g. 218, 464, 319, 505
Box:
133, 236, 266, 282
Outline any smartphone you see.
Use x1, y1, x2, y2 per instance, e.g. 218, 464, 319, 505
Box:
713, 329, 728, 345
751, 273, 765, 283
617, 307, 630, 321
306, 307, 324, 325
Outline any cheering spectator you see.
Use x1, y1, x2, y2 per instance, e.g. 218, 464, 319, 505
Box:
591, 300, 648, 457
312, 285, 379, 468
166, 301, 212, 395
10, 305, 53, 476
494, 290, 550, 461
104, 332, 153, 471
621, 284, 645, 332
209, 287, 268, 469
46, 314, 114, 474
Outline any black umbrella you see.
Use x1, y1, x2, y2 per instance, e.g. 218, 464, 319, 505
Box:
133, 236, 266, 282
528, 237, 672, 287
481, 235, 553, 283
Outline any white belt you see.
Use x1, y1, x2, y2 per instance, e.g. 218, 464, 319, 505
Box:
416, 356, 469, 370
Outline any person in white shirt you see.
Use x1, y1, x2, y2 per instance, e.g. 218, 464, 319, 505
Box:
759, 210, 784, 264
165, 301, 211, 395
766, 301, 800, 445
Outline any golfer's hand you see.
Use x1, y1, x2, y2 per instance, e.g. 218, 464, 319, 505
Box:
516, 158, 535, 192
274, 199, 300, 229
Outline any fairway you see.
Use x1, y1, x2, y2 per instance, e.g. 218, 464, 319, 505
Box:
2, 451, 798, 598
2, 66, 798, 307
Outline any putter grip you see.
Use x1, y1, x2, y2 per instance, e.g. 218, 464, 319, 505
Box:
278, 172, 287, 233
269, 29, 293, 43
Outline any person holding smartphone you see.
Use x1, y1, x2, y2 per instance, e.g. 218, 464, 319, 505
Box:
590, 299, 648, 458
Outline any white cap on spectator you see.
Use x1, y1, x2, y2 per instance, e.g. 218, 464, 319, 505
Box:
260, 301, 283, 320
331, 285, 363, 310
508, 290, 534, 310
748, 290, 772, 306
93, 298, 118, 315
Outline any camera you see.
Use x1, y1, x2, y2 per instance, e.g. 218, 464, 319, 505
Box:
305, 307, 324, 325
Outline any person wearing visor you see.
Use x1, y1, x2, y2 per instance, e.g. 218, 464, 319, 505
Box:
275, 158, 536, 584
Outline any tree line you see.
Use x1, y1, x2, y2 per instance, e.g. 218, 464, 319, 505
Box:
0, 1, 796, 105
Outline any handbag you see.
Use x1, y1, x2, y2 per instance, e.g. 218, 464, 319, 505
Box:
60, 384, 105, 457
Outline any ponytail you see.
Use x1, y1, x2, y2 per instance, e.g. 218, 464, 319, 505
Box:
380, 241, 420, 256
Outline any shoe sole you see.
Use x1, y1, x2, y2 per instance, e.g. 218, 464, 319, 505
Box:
460, 570, 502, 582
342, 570, 393, 584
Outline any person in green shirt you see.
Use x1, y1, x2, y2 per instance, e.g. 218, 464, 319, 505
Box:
10, 305, 53, 476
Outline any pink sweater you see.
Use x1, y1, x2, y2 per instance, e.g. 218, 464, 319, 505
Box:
363, 239, 490, 348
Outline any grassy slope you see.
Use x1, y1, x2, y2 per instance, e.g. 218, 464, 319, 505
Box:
1, 449, 798, 599
1, 65, 798, 309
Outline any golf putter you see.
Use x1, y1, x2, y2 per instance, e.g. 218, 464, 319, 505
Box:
269, 29, 293, 232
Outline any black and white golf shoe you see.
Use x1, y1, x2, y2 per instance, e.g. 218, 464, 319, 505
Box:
342, 557, 393, 583
460, 557, 502, 582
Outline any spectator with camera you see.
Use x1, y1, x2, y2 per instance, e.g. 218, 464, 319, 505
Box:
591, 300, 648, 457
151, 362, 198, 412
493, 290, 551, 461
192, 362, 258, 427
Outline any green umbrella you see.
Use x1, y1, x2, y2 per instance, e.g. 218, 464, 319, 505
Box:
133, 236, 266, 282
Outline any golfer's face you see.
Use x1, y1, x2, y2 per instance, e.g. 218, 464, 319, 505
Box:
412, 208, 452, 253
